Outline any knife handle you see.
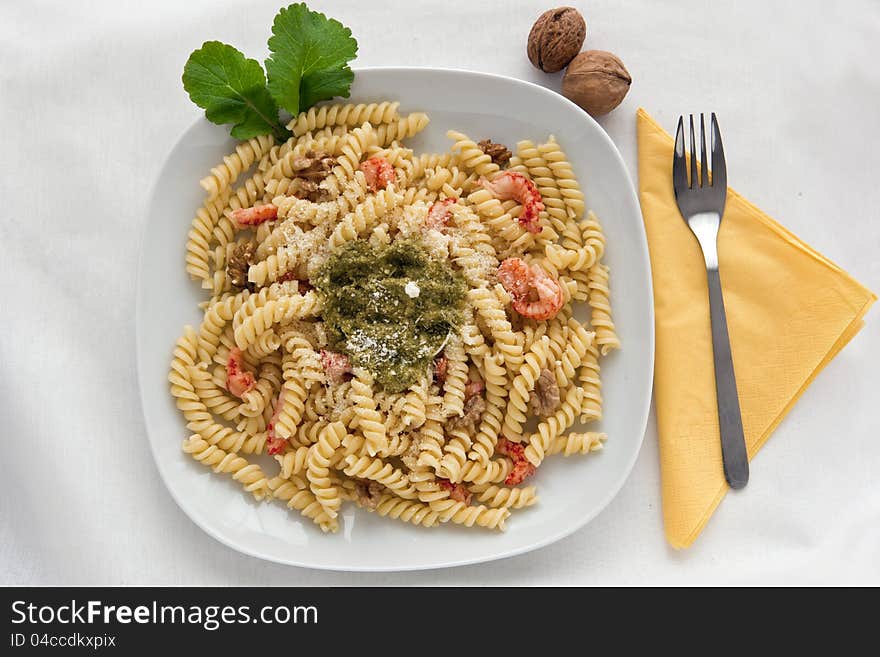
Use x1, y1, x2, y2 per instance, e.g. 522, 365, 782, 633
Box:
706, 267, 749, 489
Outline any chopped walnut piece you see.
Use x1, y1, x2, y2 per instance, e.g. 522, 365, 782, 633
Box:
226, 242, 255, 291
288, 150, 336, 202
354, 480, 383, 509
478, 139, 512, 167
292, 150, 336, 180
450, 384, 486, 433
529, 368, 560, 417
292, 179, 326, 202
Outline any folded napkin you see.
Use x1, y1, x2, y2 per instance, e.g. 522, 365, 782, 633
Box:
636, 108, 876, 549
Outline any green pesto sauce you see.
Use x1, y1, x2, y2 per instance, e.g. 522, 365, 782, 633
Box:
313, 239, 466, 393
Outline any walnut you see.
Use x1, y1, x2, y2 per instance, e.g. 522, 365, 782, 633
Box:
292, 178, 324, 202
289, 150, 336, 201
478, 139, 512, 167
527, 7, 586, 73
291, 150, 336, 180
354, 480, 383, 509
562, 50, 631, 117
226, 241, 255, 291
450, 394, 486, 432
529, 368, 560, 417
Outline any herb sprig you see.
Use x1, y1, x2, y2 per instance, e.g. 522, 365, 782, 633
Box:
182, 3, 358, 140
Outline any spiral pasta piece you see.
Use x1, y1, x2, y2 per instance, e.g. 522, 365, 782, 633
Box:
267, 476, 337, 532
288, 102, 401, 137
329, 186, 402, 249
297, 420, 329, 449
343, 454, 417, 499
447, 130, 501, 179
199, 135, 274, 200
366, 493, 440, 527
517, 139, 566, 235
398, 381, 428, 431
577, 341, 603, 423
233, 292, 323, 350
548, 432, 607, 456
524, 385, 584, 467
350, 368, 388, 457
459, 457, 512, 485
460, 322, 491, 370
189, 365, 241, 423
274, 351, 308, 439
182, 434, 268, 500
538, 135, 585, 220
469, 483, 538, 509
440, 337, 468, 418
502, 336, 551, 440
468, 287, 522, 369
416, 397, 446, 471
468, 353, 506, 465
374, 113, 430, 147
275, 445, 311, 479
186, 189, 232, 282
438, 426, 472, 483
246, 329, 281, 360
587, 263, 620, 355
429, 498, 510, 530
412, 151, 453, 179
552, 319, 595, 389
306, 421, 346, 518
169, 326, 203, 418
579, 211, 606, 262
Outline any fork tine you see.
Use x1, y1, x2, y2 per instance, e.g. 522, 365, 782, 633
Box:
672, 116, 689, 193
699, 113, 708, 188
710, 112, 727, 191
688, 114, 697, 188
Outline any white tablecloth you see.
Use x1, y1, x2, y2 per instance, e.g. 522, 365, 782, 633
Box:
2, 0, 878, 585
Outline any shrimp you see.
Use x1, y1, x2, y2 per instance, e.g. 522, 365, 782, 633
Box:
231, 203, 278, 227
464, 379, 485, 400
265, 391, 288, 456
359, 156, 396, 192
496, 437, 536, 486
497, 258, 564, 320
320, 350, 352, 383
479, 171, 544, 234
425, 198, 456, 230
438, 478, 473, 505
225, 347, 256, 397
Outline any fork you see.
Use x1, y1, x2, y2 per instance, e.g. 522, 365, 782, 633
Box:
672, 113, 749, 490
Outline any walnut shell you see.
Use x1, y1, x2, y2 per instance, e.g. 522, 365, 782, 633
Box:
562, 50, 632, 116
527, 7, 586, 73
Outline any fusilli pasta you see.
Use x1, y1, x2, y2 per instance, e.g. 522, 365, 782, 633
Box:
170, 101, 620, 534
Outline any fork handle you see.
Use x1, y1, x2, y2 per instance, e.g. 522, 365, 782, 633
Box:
706, 268, 750, 489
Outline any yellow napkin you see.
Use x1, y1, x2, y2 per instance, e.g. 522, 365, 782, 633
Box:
636, 108, 876, 549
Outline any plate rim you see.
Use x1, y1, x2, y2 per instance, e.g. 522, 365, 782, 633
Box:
136, 65, 655, 572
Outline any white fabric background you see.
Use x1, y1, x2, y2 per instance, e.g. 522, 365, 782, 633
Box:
2, 0, 878, 585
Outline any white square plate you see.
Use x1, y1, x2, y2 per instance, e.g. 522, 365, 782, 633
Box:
137, 67, 654, 571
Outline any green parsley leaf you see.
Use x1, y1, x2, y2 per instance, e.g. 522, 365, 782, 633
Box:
182, 41, 287, 140
265, 3, 358, 116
